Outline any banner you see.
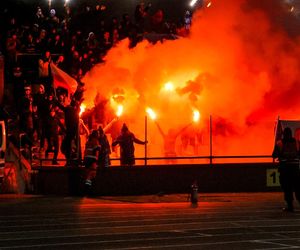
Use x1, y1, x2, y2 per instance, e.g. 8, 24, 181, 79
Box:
50, 63, 77, 94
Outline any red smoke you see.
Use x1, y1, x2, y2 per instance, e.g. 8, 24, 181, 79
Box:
82, 0, 300, 162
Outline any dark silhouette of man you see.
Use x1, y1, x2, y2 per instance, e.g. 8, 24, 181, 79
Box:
273, 127, 300, 212
57, 98, 80, 166
112, 123, 147, 166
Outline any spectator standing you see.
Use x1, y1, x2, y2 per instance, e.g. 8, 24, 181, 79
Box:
38, 50, 52, 92
272, 127, 300, 212
80, 53, 92, 75
23, 33, 36, 53
6, 33, 19, 70
45, 108, 65, 165
84, 130, 100, 169
111, 28, 120, 47
83, 130, 100, 193
120, 14, 133, 39
12, 66, 25, 110
69, 50, 81, 79
34, 7, 45, 28
112, 123, 147, 166
134, 2, 151, 33
35, 29, 48, 52
32, 104, 39, 144
55, 55, 66, 70
50, 34, 65, 54
101, 32, 112, 54
98, 125, 111, 169
86, 32, 99, 53
33, 84, 49, 150
47, 9, 60, 30
19, 85, 34, 144
57, 98, 81, 166
184, 10, 192, 31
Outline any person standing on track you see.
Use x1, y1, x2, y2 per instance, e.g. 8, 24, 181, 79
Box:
272, 127, 300, 212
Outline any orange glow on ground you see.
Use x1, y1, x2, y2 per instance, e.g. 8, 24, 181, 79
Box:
82, 0, 300, 162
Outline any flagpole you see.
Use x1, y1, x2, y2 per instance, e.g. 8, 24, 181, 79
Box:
145, 115, 148, 166
49, 62, 57, 99
209, 115, 213, 167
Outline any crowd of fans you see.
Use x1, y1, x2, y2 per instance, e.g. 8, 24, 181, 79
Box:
2, 2, 190, 81
0, 1, 192, 167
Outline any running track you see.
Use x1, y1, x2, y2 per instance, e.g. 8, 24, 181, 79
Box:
0, 192, 299, 249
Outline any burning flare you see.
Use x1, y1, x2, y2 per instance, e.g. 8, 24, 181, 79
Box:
79, 103, 86, 117
146, 107, 157, 120
163, 82, 175, 92
116, 105, 124, 117
190, 0, 198, 7
193, 110, 201, 123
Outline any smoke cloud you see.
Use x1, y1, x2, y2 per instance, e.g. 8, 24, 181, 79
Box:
82, 0, 300, 160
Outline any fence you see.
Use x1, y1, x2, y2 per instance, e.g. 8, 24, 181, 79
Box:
35, 114, 276, 167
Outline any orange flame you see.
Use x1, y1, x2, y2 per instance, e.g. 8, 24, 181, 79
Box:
146, 107, 157, 120
190, 0, 198, 7
193, 110, 200, 123
79, 103, 86, 117
116, 105, 123, 117
163, 82, 175, 92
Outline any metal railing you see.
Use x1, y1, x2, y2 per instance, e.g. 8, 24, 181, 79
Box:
36, 154, 273, 167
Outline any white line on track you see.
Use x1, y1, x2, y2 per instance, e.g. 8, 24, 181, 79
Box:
1, 221, 300, 236
0, 217, 300, 230
253, 239, 298, 249
0, 229, 286, 241
2, 237, 300, 249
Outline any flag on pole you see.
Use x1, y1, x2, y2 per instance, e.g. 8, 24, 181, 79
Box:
50, 63, 77, 95
274, 119, 300, 146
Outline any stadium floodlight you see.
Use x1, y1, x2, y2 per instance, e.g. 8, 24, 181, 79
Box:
190, 0, 198, 7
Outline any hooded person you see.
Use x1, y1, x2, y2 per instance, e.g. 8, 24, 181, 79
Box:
97, 125, 111, 169
83, 130, 100, 194
112, 123, 147, 166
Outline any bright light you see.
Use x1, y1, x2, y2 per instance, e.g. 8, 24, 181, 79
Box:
163, 81, 175, 92
207, 1, 212, 8
116, 105, 123, 117
190, 0, 198, 7
79, 103, 86, 117
146, 107, 157, 120
193, 110, 200, 123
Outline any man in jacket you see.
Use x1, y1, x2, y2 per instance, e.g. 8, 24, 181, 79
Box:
112, 123, 147, 166
273, 127, 300, 212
